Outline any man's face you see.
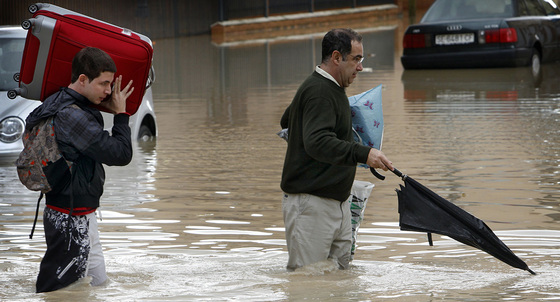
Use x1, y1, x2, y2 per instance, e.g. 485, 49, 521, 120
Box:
339, 40, 364, 88
82, 71, 114, 105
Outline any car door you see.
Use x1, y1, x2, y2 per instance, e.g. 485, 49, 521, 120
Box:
520, 0, 560, 62
538, 0, 560, 60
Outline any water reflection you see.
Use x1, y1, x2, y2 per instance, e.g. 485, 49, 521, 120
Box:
400, 63, 560, 226
1, 22, 560, 301
401, 63, 560, 102
154, 27, 396, 100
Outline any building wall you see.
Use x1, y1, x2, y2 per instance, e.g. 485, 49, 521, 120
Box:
0, 0, 217, 39
1, 0, 403, 39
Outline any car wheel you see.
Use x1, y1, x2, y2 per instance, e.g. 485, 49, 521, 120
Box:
530, 49, 541, 79
137, 125, 154, 142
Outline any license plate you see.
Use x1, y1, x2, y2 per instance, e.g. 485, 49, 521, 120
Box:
435, 33, 475, 45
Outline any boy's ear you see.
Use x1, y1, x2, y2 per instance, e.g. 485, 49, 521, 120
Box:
78, 74, 89, 84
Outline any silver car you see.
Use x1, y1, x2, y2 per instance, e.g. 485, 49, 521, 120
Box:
0, 26, 157, 160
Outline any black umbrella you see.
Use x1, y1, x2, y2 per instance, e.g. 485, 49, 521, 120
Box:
371, 167, 536, 275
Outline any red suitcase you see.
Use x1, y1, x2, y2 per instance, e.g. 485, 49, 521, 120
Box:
9, 3, 153, 115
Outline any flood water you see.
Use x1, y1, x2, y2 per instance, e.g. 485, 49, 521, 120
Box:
2, 18, 560, 301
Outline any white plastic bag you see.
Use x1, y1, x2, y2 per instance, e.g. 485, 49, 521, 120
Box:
350, 180, 375, 260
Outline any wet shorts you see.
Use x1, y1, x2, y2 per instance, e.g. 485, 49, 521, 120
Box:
36, 207, 106, 292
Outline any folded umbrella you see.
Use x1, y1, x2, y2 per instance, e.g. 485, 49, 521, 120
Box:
349, 84, 384, 152
373, 168, 536, 275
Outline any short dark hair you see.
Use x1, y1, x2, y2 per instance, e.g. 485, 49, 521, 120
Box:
321, 28, 362, 63
71, 47, 116, 83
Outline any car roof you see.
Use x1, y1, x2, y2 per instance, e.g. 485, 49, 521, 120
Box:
421, 0, 518, 23
0, 26, 27, 39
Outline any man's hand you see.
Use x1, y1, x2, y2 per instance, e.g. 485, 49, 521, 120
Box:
366, 148, 393, 171
100, 75, 134, 114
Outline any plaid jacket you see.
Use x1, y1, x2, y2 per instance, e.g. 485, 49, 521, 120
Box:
26, 88, 132, 209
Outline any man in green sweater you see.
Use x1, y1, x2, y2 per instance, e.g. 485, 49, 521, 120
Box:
280, 28, 393, 271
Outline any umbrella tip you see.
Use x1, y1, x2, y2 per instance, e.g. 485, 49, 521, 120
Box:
527, 268, 537, 275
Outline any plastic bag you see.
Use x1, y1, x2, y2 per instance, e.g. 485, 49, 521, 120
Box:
350, 180, 375, 260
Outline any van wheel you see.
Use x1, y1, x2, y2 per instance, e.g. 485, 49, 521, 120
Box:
137, 125, 154, 142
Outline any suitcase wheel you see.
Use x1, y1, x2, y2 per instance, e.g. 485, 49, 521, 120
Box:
7, 89, 20, 100
13, 73, 20, 83
21, 19, 33, 30
28, 4, 39, 14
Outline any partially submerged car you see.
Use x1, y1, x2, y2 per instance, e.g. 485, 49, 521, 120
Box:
401, 0, 560, 71
0, 26, 157, 160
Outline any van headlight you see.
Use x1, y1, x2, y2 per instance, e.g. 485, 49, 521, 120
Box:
0, 117, 25, 143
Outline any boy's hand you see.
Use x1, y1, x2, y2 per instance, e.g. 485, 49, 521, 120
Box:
100, 75, 134, 114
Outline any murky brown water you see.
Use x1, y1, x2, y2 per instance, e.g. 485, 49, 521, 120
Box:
2, 19, 560, 301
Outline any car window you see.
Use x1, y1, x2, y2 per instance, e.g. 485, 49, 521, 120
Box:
0, 38, 24, 91
421, 0, 515, 22
540, 0, 560, 15
520, 0, 547, 15
518, 0, 530, 15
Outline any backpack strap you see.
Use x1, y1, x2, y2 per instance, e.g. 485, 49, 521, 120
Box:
66, 174, 74, 251
28, 104, 80, 240
29, 192, 44, 239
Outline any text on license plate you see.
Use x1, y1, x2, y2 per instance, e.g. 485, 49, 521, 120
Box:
435, 33, 475, 45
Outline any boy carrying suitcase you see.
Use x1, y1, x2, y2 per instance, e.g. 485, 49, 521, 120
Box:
25, 47, 134, 292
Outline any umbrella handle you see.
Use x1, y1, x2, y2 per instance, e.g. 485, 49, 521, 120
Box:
370, 167, 407, 181
370, 168, 386, 180
392, 168, 405, 179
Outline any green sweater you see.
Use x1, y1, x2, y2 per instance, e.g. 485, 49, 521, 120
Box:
280, 71, 371, 201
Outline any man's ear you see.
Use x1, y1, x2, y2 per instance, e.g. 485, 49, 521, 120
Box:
332, 51, 342, 65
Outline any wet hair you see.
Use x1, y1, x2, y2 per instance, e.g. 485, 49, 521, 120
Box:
71, 47, 116, 83
321, 28, 362, 63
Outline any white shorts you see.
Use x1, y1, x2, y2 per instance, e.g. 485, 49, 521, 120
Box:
37, 208, 107, 292
86, 211, 107, 286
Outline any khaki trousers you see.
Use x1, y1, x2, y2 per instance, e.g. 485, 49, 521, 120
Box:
282, 193, 352, 271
